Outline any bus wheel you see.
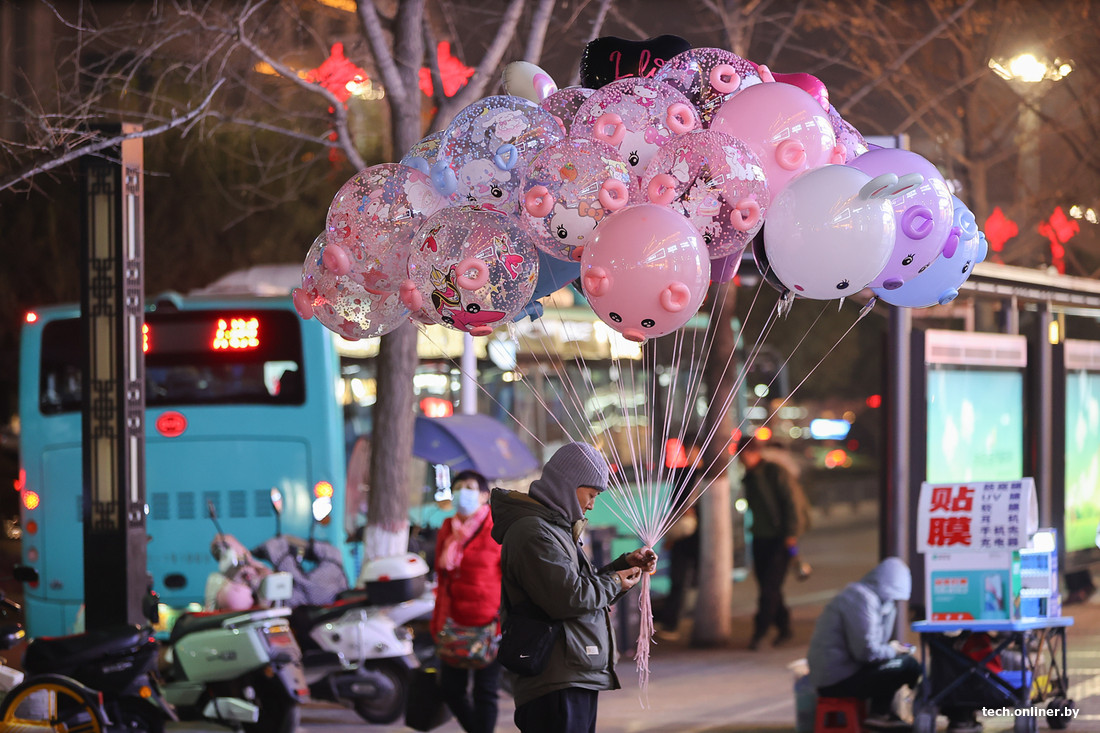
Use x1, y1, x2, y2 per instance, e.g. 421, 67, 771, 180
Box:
0, 674, 107, 732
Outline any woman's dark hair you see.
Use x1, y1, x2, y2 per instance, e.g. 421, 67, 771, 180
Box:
452, 469, 490, 494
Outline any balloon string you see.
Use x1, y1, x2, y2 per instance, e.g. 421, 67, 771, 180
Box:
634, 572, 653, 707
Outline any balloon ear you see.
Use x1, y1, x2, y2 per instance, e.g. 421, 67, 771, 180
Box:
660, 282, 692, 313
321, 243, 351, 276
583, 267, 611, 297
291, 288, 314, 320
757, 64, 776, 83
400, 279, 423, 311
775, 139, 806, 171
941, 227, 961, 260
430, 161, 457, 196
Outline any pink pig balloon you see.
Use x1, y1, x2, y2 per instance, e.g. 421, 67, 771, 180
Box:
580, 204, 710, 342
710, 82, 845, 195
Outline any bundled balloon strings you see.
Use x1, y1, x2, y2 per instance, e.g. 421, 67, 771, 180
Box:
413, 280, 877, 701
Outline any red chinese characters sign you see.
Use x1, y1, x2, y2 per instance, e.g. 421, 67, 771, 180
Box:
917, 479, 1037, 553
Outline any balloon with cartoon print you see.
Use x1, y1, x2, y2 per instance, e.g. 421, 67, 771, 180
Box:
540, 86, 595, 135
439, 95, 564, 212
848, 147, 955, 290
827, 107, 868, 163
762, 164, 907, 300
654, 47, 763, 126
324, 163, 445, 299
401, 206, 538, 336
399, 131, 446, 177
710, 81, 845, 196
876, 196, 989, 308
571, 78, 700, 186
293, 232, 409, 340
580, 203, 710, 342
642, 129, 769, 258
520, 136, 635, 262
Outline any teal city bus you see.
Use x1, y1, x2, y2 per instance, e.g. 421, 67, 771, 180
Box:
17, 291, 348, 637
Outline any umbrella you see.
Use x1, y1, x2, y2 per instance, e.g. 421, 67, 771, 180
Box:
413, 414, 538, 481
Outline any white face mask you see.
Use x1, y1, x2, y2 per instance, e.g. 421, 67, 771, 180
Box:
453, 487, 481, 516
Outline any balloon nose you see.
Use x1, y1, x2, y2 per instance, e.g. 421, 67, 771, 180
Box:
622, 328, 646, 343
882, 278, 904, 290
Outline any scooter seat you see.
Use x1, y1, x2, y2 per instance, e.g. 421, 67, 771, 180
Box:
169, 609, 241, 643
24, 624, 150, 675
291, 595, 373, 628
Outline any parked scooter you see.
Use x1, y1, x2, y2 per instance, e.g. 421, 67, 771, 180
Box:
249, 490, 433, 724
0, 588, 27, 696
156, 500, 308, 732
0, 566, 176, 732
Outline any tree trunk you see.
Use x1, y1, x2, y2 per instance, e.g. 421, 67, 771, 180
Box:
691, 282, 737, 646
362, 0, 427, 561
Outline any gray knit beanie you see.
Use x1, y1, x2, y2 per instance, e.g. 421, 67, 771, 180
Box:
528, 442, 609, 524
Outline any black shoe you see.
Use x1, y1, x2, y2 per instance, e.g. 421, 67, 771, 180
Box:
748, 634, 764, 651
773, 629, 794, 646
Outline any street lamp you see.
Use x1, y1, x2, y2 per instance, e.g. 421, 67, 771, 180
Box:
988, 53, 1073, 83
988, 52, 1074, 267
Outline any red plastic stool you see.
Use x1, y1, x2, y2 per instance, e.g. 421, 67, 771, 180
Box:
814, 696, 865, 733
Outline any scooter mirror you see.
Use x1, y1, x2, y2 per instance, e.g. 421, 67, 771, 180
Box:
312, 495, 332, 523
270, 487, 284, 515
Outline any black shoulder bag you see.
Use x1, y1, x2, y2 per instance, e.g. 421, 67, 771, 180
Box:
497, 588, 563, 676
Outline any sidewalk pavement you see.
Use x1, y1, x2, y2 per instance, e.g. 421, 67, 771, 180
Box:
302, 504, 1100, 732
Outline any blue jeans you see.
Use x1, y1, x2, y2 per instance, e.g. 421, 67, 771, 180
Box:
514, 687, 598, 733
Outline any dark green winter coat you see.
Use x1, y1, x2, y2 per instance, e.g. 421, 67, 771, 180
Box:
489, 489, 631, 706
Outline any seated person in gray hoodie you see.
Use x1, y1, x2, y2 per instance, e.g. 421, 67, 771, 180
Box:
490, 441, 657, 733
807, 557, 921, 730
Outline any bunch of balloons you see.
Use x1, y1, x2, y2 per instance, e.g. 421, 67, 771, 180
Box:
293, 37, 988, 344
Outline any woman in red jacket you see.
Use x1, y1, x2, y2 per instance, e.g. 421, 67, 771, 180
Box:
432, 469, 503, 733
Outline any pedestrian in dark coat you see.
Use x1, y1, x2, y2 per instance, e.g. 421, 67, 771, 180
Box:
490, 442, 657, 733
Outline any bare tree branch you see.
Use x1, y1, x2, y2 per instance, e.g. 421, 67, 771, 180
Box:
0, 79, 225, 194
523, 0, 556, 63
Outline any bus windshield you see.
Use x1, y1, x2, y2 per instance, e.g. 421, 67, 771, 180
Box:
39, 309, 305, 413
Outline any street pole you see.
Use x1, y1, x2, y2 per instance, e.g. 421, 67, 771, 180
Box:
80, 125, 149, 630
885, 305, 911, 637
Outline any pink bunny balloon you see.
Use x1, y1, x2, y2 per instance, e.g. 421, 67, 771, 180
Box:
641, 129, 770, 259
710, 82, 845, 196
580, 204, 710, 342
572, 78, 700, 185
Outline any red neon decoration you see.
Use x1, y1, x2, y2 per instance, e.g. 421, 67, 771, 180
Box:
418, 42, 475, 98
1038, 206, 1078, 275
307, 42, 369, 104
983, 207, 1018, 254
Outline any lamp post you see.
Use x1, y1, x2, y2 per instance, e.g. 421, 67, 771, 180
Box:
987, 52, 1073, 529
987, 53, 1073, 247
